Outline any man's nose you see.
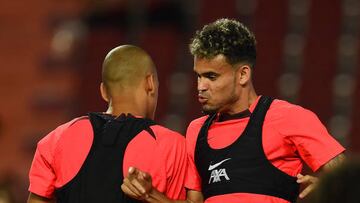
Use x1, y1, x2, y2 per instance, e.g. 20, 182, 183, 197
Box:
197, 78, 208, 92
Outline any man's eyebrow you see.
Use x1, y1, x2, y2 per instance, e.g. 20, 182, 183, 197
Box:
203, 71, 219, 77
195, 71, 219, 76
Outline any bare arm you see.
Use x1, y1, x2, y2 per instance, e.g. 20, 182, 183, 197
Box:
297, 153, 345, 198
321, 153, 345, 171
27, 193, 54, 203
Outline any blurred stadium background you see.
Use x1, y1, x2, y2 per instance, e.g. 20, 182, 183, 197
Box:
0, 0, 359, 202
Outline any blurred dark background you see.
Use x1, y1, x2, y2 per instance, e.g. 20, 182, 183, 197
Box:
0, 0, 359, 202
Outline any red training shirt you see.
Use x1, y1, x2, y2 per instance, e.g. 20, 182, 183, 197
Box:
28, 116, 187, 200
185, 96, 345, 203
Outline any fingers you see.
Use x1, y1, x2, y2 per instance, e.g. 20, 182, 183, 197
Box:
132, 177, 149, 195
127, 167, 139, 178
121, 183, 142, 200
127, 167, 151, 185
298, 182, 316, 198
296, 174, 318, 184
139, 171, 152, 182
123, 167, 152, 200
136, 171, 153, 196
128, 166, 135, 174
297, 174, 318, 199
296, 173, 305, 183
122, 177, 144, 199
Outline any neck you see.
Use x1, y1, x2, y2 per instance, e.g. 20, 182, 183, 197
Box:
105, 97, 147, 118
225, 84, 258, 115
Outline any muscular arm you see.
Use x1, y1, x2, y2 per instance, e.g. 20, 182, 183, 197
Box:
321, 153, 345, 171
297, 153, 346, 198
27, 193, 54, 203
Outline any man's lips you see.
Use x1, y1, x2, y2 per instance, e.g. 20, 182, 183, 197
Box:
198, 95, 208, 103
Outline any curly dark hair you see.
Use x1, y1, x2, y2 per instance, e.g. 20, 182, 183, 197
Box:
190, 18, 256, 67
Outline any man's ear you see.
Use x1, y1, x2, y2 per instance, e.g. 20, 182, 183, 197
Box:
145, 73, 156, 95
100, 82, 109, 102
236, 64, 252, 85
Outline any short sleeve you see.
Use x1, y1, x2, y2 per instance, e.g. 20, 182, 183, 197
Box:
185, 152, 202, 191
163, 132, 187, 200
184, 119, 204, 191
28, 132, 57, 198
123, 125, 187, 200
283, 106, 345, 171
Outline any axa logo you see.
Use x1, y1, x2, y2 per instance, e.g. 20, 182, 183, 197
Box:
208, 158, 231, 184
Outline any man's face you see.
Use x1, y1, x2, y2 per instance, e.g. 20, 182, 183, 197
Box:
194, 55, 240, 114
149, 72, 159, 119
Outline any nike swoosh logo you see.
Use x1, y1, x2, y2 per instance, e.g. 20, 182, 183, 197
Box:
208, 158, 231, 171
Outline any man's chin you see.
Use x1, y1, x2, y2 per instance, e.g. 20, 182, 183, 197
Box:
201, 107, 218, 115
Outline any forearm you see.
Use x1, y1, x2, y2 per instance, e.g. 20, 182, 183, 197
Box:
321, 153, 345, 172
27, 193, 54, 203
297, 153, 346, 198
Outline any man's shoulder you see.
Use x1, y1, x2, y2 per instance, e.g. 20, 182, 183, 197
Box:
267, 98, 320, 126
149, 124, 185, 142
269, 98, 310, 115
38, 116, 91, 147
271, 98, 299, 109
184, 115, 209, 141
188, 115, 208, 129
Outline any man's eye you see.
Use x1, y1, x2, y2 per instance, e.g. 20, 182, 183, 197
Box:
208, 75, 217, 80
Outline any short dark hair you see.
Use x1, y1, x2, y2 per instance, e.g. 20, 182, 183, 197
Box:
190, 18, 256, 67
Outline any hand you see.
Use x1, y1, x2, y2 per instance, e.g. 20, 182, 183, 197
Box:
121, 167, 153, 200
296, 173, 318, 198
